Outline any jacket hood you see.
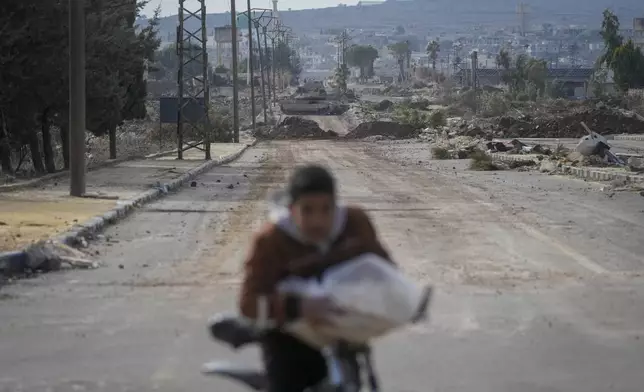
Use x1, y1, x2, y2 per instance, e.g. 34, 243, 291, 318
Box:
268, 190, 347, 249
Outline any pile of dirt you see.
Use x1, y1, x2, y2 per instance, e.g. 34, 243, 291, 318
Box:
345, 121, 418, 139
253, 117, 338, 139
373, 99, 394, 111
494, 105, 644, 138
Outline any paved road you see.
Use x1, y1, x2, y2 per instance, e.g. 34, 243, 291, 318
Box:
2, 138, 644, 392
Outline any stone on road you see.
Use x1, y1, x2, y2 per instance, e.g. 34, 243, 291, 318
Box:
1, 140, 644, 392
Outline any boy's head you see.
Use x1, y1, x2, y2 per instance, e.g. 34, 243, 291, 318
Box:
287, 164, 336, 243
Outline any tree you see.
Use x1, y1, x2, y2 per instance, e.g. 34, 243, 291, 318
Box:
388, 41, 410, 82
426, 39, 440, 70
346, 45, 379, 81
395, 25, 405, 35
597, 9, 644, 91
0, 0, 161, 175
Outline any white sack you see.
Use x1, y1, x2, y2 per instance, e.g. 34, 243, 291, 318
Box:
278, 253, 424, 348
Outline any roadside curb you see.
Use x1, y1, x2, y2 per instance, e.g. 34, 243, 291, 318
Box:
612, 135, 644, 141
488, 153, 644, 183
0, 140, 256, 276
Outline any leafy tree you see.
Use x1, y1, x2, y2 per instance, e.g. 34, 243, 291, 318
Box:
0, 0, 161, 175
346, 45, 379, 81
426, 39, 440, 70
395, 25, 406, 35
388, 41, 410, 82
597, 9, 644, 91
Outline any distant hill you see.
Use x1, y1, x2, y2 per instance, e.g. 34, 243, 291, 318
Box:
155, 0, 643, 37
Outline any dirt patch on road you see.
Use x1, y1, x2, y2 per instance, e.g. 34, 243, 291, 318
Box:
345, 121, 418, 139
252, 117, 339, 140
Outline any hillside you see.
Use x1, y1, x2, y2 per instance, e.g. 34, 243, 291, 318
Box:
155, 0, 643, 36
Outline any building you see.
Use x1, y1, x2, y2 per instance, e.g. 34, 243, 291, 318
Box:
453, 67, 596, 99
635, 18, 644, 50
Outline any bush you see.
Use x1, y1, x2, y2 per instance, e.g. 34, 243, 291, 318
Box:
431, 147, 450, 159
479, 93, 510, 117
428, 110, 446, 128
469, 150, 501, 171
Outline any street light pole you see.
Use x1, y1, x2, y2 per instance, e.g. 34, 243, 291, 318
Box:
69, 0, 86, 197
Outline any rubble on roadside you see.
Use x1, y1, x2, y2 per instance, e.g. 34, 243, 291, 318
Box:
492, 103, 644, 139
430, 135, 486, 159
252, 116, 338, 140
345, 121, 417, 139
23, 240, 99, 272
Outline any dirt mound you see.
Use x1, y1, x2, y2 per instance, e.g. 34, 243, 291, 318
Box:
373, 99, 394, 111
345, 121, 418, 139
495, 106, 644, 138
253, 117, 338, 139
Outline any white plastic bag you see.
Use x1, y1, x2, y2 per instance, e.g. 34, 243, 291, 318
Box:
278, 253, 425, 348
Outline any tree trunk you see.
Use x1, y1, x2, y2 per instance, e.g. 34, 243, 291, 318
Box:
59, 124, 70, 170
0, 140, 12, 174
28, 131, 45, 173
41, 109, 56, 173
109, 126, 117, 159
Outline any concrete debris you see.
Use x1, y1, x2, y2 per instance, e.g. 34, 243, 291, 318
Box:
432, 136, 486, 159
24, 240, 99, 271
627, 157, 644, 173
345, 121, 418, 139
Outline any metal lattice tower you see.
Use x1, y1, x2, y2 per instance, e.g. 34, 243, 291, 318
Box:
176, 0, 211, 160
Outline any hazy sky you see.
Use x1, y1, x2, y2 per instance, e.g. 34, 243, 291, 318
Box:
144, 0, 357, 17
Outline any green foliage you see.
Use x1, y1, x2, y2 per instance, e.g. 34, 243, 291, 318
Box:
495, 48, 548, 100
392, 105, 429, 130
469, 150, 501, 171
426, 40, 440, 70
598, 9, 644, 91
346, 45, 379, 80
388, 41, 411, 81
334, 64, 350, 93
428, 110, 446, 128
431, 147, 450, 160
0, 0, 161, 174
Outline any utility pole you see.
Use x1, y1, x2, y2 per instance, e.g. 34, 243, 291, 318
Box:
69, 0, 86, 197
230, 0, 240, 143
177, 0, 211, 160
245, 1, 255, 133
263, 25, 272, 105
255, 21, 268, 124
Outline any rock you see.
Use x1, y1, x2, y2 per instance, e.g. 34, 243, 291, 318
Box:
539, 160, 557, 173
345, 121, 417, 139
227, 184, 234, 189
627, 157, 644, 172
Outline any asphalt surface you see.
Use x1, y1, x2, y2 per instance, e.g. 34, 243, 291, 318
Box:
2, 136, 644, 392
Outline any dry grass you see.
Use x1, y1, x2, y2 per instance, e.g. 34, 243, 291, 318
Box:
469, 150, 502, 171
431, 147, 450, 160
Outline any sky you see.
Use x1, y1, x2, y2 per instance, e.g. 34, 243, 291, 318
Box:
143, 0, 357, 17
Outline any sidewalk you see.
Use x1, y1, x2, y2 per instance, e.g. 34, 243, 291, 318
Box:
0, 142, 251, 252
